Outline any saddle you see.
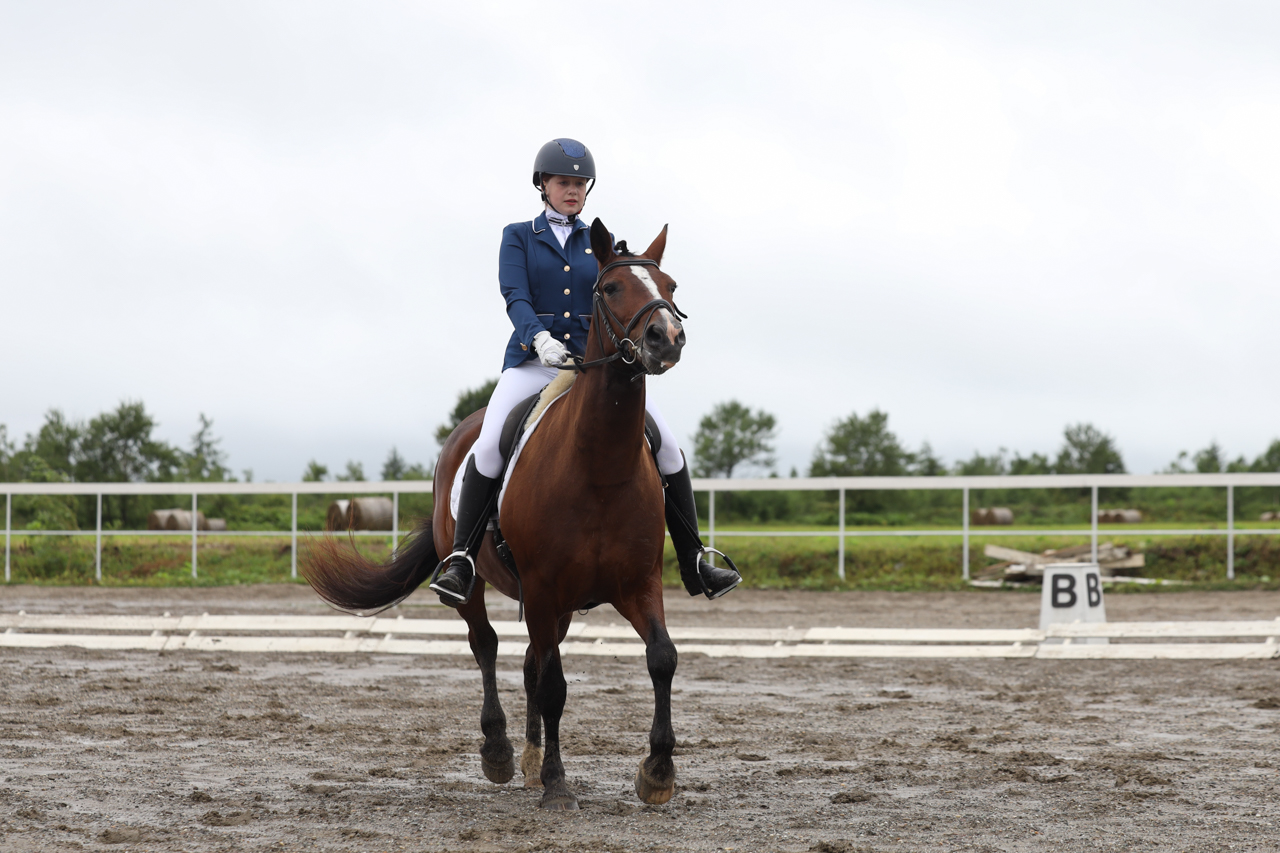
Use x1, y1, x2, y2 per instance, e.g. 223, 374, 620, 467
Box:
497, 391, 663, 464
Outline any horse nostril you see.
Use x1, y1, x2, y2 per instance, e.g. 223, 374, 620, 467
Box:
674, 327, 686, 347
645, 324, 664, 345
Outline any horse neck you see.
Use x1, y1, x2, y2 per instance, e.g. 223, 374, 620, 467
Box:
564, 339, 648, 483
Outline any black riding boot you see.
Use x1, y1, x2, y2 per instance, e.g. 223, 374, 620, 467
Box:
430, 455, 501, 607
664, 462, 742, 599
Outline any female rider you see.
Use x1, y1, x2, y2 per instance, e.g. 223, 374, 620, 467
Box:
429, 138, 741, 607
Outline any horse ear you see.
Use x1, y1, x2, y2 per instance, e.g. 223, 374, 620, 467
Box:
642, 224, 668, 265
590, 218, 615, 264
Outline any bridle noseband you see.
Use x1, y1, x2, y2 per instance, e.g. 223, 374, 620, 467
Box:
556, 257, 687, 375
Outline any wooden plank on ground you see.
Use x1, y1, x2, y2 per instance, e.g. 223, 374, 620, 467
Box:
1036, 643, 1279, 660
1047, 620, 1280, 639
0, 633, 169, 651
0, 614, 182, 632
804, 627, 1044, 644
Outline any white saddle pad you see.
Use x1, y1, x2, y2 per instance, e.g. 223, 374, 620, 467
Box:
449, 374, 575, 520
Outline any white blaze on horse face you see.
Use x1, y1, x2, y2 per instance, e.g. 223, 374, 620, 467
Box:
630, 266, 680, 344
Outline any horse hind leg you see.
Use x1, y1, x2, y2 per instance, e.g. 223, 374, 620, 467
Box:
459, 588, 514, 784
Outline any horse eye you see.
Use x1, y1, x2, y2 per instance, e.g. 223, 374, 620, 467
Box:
668, 283, 678, 292
603, 283, 619, 296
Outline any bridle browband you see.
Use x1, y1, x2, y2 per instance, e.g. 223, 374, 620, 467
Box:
556, 257, 687, 375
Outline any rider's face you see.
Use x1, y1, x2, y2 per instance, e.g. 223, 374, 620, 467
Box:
543, 174, 590, 216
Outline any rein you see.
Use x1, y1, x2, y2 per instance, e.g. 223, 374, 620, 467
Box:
556, 258, 687, 374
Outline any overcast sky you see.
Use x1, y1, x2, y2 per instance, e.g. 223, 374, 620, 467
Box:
2, 1, 1278, 481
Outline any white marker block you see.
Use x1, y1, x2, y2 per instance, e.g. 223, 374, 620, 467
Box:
1039, 564, 1108, 645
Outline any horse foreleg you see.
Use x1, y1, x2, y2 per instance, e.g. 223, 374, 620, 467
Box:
459, 588, 514, 784
520, 642, 543, 786
528, 613, 577, 810
617, 599, 678, 805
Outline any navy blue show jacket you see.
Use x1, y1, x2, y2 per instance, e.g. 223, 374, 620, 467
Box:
499, 212, 600, 371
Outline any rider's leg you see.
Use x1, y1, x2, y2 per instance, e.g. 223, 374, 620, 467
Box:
431, 361, 557, 606
643, 402, 742, 599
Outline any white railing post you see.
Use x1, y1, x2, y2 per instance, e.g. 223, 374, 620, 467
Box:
1227, 484, 1235, 580
4, 492, 10, 583
1091, 485, 1098, 564
708, 489, 715, 566
191, 492, 198, 579
95, 493, 102, 583
837, 488, 846, 581
392, 490, 399, 556
962, 487, 970, 581
291, 492, 298, 579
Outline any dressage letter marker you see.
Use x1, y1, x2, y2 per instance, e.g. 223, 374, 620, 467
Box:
1039, 563, 1108, 645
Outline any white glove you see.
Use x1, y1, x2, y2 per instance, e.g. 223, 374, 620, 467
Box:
532, 330, 568, 367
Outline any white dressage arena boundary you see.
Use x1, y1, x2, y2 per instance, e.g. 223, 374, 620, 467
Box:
2, 613, 1279, 660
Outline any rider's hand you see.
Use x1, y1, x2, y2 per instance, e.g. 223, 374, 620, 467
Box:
532, 331, 568, 367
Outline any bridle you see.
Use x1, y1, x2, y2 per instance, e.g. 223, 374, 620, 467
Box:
557, 257, 687, 374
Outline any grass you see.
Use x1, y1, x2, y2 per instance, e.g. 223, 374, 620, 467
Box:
4, 523, 1279, 593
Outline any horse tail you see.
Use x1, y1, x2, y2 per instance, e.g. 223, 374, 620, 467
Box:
300, 520, 439, 615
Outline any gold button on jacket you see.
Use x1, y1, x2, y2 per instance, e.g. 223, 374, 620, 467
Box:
563, 265, 571, 272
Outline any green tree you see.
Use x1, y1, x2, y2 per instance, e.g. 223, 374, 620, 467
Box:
382, 447, 407, 481
181, 414, 229, 481
382, 447, 431, 480
809, 408, 912, 515
336, 461, 366, 482
302, 460, 329, 482
75, 402, 181, 526
911, 442, 946, 476
1252, 439, 1280, 472
403, 462, 431, 480
24, 409, 82, 480
954, 449, 1008, 476
809, 409, 909, 477
691, 401, 777, 478
436, 379, 499, 447
1192, 442, 1225, 473
75, 402, 180, 484
1010, 452, 1052, 475
1053, 423, 1126, 475
0, 424, 14, 481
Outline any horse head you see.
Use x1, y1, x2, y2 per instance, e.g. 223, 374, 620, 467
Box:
588, 218, 686, 376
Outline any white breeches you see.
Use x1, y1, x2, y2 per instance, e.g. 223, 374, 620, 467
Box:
471, 361, 685, 479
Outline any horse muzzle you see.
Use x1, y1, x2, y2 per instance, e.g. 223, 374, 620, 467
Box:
640, 313, 684, 374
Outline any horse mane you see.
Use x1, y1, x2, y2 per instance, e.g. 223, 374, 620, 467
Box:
613, 240, 635, 257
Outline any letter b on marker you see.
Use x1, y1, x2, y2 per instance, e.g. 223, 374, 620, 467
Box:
1051, 573, 1077, 608
1086, 572, 1102, 607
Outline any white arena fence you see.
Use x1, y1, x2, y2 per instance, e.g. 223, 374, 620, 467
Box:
3, 473, 1279, 584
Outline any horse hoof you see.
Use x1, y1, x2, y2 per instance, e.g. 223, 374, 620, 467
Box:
481, 753, 516, 785
539, 792, 579, 811
521, 743, 544, 787
634, 767, 675, 805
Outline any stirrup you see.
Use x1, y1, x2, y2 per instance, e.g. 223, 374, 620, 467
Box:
429, 551, 477, 605
697, 548, 742, 600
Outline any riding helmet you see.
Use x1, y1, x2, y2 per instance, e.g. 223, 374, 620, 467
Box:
532, 138, 596, 188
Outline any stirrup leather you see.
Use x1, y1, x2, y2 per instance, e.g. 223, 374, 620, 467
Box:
429, 551, 477, 604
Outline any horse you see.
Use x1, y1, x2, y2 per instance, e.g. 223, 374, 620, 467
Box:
302, 218, 689, 811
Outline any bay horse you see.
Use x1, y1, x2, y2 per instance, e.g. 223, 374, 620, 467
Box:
302, 218, 688, 811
